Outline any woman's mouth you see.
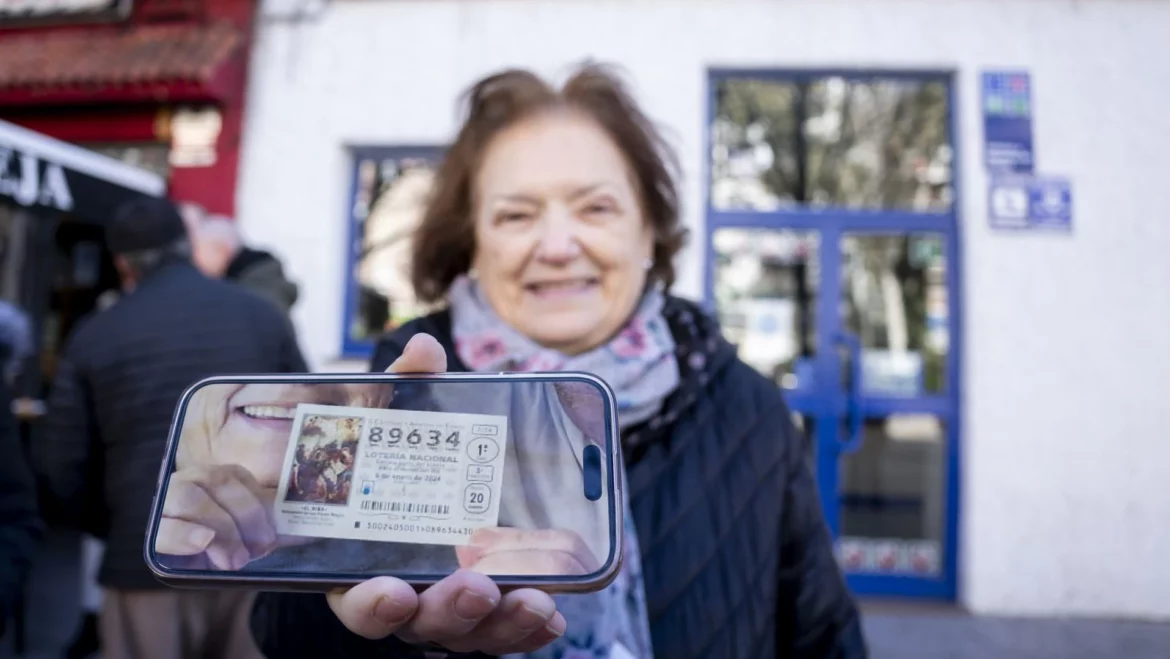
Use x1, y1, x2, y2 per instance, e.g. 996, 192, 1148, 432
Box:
234, 404, 298, 431
525, 278, 600, 298
240, 405, 297, 421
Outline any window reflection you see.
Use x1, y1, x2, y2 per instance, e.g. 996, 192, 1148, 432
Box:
712, 228, 818, 390
348, 151, 444, 347
711, 76, 953, 212
840, 233, 948, 395
837, 413, 946, 577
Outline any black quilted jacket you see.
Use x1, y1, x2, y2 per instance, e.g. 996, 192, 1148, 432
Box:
251, 296, 866, 659
35, 261, 307, 589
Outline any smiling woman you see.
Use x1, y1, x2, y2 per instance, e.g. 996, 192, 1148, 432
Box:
175, 383, 394, 489
250, 63, 865, 659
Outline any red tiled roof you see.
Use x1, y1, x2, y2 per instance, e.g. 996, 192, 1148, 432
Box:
0, 22, 243, 90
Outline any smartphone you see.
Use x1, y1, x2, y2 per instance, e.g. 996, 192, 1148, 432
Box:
144, 372, 624, 594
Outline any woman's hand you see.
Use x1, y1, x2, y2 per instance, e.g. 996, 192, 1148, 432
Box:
456, 528, 600, 576
156, 462, 289, 570
325, 334, 567, 654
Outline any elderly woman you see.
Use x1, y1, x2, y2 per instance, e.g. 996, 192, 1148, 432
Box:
250, 64, 866, 659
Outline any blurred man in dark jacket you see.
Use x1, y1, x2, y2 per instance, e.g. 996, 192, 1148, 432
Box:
36, 197, 307, 659
0, 350, 40, 638
179, 202, 299, 314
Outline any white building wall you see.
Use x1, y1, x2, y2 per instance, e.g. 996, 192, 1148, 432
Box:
235, 0, 1170, 619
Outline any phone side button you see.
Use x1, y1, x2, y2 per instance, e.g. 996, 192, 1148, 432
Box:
582, 444, 603, 501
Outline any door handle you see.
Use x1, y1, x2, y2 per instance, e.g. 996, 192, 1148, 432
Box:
833, 331, 864, 454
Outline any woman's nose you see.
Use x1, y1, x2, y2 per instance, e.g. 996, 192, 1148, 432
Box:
534, 209, 582, 263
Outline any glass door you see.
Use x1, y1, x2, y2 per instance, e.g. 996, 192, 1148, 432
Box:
706, 69, 960, 599
826, 228, 956, 597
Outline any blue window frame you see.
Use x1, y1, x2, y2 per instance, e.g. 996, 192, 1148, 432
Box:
705, 69, 963, 601
341, 145, 446, 359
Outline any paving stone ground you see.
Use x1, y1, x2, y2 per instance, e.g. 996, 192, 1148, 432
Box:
862, 602, 1170, 659
3, 529, 1167, 659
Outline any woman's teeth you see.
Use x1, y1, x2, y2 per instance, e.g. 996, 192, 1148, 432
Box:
530, 279, 596, 293
241, 405, 296, 420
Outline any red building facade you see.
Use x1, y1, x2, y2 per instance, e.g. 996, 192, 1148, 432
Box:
0, 0, 259, 215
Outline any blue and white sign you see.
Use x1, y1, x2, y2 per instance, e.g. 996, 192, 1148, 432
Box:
861, 351, 924, 398
982, 71, 1034, 174
988, 175, 1073, 231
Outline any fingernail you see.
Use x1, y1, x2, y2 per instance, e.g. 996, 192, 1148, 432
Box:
232, 548, 251, 570
187, 526, 214, 550
517, 604, 551, 633
453, 589, 497, 621
374, 595, 412, 626
544, 612, 566, 638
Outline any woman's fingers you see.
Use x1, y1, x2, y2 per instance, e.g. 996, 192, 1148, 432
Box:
395, 569, 500, 645
469, 549, 591, 577
161, 477, 248, 570
325, 576, 420, 640
454, 543, 485, 569
154, 518, 215, 556
503, 615, 568, 656
465, 588, 563, 656
385, 334, 448, 374
465, 529, 599, 575
325, 572, 564, 654
200, 464, 276, 556
159, 465, 277, 569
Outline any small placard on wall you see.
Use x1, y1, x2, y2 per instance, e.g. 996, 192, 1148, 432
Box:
988, 175, 1073, 232
982, 71, 1034, 174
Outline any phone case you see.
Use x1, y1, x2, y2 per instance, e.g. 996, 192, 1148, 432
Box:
143, 372, 624, 594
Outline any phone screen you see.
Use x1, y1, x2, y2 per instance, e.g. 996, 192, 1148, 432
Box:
146, 375, 620, 589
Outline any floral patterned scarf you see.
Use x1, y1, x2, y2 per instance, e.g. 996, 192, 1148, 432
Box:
448, 275, 679, 659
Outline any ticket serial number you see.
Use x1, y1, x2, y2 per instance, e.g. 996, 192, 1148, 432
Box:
362, 521, 471, 537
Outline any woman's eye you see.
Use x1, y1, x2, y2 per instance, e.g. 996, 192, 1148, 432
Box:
582, 201, 616, 216
498, 211, 532, 223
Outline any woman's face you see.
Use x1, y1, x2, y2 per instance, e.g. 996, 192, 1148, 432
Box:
472, 111, 654, 355
177, 383, 392, 487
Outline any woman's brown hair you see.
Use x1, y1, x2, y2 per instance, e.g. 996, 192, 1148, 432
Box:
411, 62, 688, 304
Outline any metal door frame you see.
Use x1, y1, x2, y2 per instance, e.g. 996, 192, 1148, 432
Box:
702, 68, 963, 600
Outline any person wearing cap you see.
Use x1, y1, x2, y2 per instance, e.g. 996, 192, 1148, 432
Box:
34, 196, 309, 659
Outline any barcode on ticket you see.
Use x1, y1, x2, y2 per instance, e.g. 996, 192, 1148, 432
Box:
360, 500, 451, 515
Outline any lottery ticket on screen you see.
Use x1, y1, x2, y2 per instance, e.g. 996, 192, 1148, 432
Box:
273, 403, 509, 546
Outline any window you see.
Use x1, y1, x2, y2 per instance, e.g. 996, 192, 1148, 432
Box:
342, 146, 445, 358
710, 75, 953, 212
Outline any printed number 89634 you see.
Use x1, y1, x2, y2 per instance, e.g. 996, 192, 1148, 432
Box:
368, 425, 462, 451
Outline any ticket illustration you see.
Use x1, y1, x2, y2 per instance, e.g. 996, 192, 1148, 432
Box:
273, 403, 509, 546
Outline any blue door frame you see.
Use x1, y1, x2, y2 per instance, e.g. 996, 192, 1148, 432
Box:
703, 69, 963, 601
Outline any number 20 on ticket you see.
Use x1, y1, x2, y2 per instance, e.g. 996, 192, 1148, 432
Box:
273, 403, 509, 546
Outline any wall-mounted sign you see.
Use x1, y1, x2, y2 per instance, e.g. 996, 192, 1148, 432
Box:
0, 119, 165, 224
0, 148, 74, 212
989, 175, 1073, 232
861, 350, 924, 398
0, 0, 132, 28
169, 107, 222, 168
982, 71, 1034, 174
